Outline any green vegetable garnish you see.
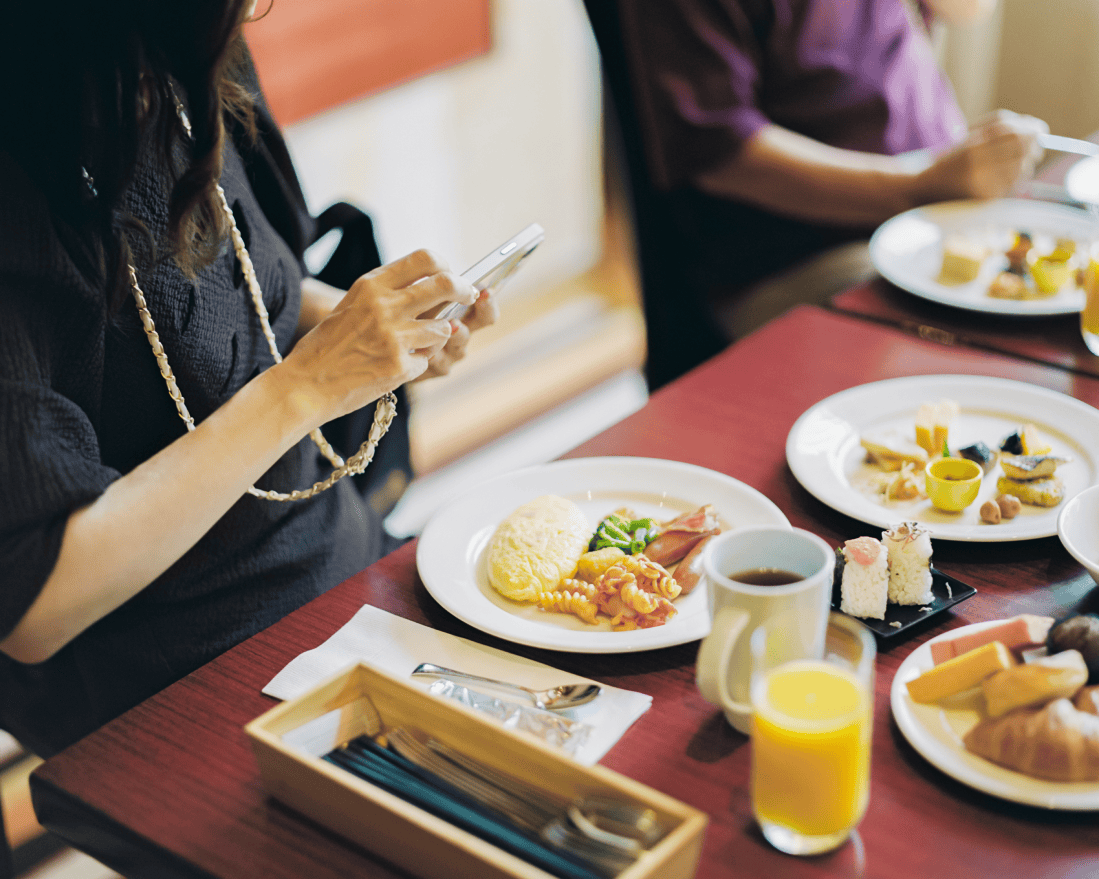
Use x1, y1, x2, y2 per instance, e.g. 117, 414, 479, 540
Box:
589, 515, 661, 554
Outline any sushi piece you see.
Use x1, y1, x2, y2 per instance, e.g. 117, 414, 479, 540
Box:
882, 522, 934, 606
839, 536, 889, 620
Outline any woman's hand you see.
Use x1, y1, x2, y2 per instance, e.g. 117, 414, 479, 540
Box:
278, 250, 477, 426
413, 288, 499, 381
916, 110, 1047, 203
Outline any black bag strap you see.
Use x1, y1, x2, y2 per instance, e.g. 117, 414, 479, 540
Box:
312, 202, 383, 289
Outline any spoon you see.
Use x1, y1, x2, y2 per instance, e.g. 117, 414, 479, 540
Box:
410, 663, 602, 711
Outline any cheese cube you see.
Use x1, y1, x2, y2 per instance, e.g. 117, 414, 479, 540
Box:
915, 399, 959, 458
906, 641, 1016, 704
938, 236, 985, 285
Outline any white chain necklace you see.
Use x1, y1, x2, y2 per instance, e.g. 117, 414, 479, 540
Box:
126, 164, 395, 502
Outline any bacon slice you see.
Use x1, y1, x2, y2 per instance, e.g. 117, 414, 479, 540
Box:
644, 505, 721, 568
669, 533, 714, 595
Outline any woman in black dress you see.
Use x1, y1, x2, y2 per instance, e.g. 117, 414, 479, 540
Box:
0, 0, 490, 755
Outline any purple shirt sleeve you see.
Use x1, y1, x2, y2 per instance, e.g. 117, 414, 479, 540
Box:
620, 0, 775, 190
618, 0, 967, 191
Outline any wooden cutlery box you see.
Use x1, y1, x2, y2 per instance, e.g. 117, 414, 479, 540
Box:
245, 663, 707, 879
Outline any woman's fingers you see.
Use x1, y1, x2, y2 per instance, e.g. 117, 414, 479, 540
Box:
371, 248, 450, 289
463, 289, 498, 332
411, 318, 473, 381
363, 248, 478, 317
404, 316, 455, 353
406, 270, 479, 319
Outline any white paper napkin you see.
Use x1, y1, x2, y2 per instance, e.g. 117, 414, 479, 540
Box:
262, 605, 652, 765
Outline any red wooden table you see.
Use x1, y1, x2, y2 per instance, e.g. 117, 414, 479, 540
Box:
829, 278, 1099, 378
31, 307, 1099, 879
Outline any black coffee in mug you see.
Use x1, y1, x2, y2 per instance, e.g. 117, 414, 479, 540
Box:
729, 568, 804, 586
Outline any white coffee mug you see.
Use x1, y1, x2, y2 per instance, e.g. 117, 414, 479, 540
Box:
695, 526, 835, 733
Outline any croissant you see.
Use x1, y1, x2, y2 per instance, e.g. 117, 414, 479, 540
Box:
963, 698, 1099, 783
1074, 685, 1099, 717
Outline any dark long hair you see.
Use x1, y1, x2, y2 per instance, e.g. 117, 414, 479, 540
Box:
1, 2, 257, 312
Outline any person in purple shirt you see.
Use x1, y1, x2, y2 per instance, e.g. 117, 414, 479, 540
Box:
612, 0, 1045, 380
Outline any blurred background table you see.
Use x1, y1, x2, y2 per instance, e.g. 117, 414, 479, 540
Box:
30, 307, 1099, 879
828, 278, 1099, 377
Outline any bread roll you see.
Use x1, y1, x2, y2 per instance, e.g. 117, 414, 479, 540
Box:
981, 650, 1089, 718
1075, 685, 1099, 717
963, 698, 1099, 783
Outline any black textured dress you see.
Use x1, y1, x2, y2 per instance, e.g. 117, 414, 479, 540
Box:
0, 85, 410, 757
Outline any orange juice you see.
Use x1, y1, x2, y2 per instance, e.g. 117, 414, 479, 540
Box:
1083, 258, 1099, 355
750, 660, 871, 837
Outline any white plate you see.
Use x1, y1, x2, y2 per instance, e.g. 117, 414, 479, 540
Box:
415, 457, 790, 653
869, 198, 1098, 315
1058, 483, 1099, 585
891, 621, 1099, 810
786, 375, 1099, 542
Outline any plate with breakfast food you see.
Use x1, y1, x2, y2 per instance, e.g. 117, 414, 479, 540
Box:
869, 198, 1098, 315
785, 375, 1099, 542
891, 614, 1099, 809
415, 457, 789, 653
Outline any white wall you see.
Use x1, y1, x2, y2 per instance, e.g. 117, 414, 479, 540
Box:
940, 0, 1099, 138
281, 0, 604, 302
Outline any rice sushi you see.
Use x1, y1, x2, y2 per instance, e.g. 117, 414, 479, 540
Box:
839, 536, 888, 620
882, 521, 934, 605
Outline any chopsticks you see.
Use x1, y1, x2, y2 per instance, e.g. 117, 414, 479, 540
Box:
324, 735, 610, 879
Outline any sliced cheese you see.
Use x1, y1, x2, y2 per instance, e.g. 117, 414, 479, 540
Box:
906, 641, 1016, 704
981, 649, 1089, 718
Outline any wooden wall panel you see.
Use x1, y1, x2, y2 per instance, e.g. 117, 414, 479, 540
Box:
244, 0, 492, 126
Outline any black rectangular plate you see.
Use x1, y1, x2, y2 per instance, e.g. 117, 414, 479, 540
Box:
832, 567, 976, 641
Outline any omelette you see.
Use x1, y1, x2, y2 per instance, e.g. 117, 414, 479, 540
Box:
486, 495, 590, 602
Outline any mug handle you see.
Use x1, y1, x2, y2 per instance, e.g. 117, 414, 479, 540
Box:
695, 606, 752, 718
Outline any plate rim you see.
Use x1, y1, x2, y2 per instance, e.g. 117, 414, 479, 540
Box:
869, 197, 1096, 316
890, 620, 1099, 810
1056, 483, 1099, 578
415, 456, 790, 653
785, 374, 1099, 542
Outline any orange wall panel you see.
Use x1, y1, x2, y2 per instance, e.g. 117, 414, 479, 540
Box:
245, 0, 492, 126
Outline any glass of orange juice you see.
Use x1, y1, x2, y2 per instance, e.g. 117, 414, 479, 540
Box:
749, 612, 875, 856
1082, 253, 1099, 356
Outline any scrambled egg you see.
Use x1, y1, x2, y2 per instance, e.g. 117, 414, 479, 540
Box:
486, 495, 589, 602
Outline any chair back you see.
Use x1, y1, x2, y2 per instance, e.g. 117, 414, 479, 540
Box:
580, 0, 727, 388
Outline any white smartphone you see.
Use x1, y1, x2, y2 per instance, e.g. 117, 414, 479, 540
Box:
430, 223, 545, 321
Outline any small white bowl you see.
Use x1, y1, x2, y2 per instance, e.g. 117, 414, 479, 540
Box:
1057, 484, 1099, 584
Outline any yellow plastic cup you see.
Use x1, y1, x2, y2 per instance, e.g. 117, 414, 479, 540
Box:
925, 457, 982, 511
